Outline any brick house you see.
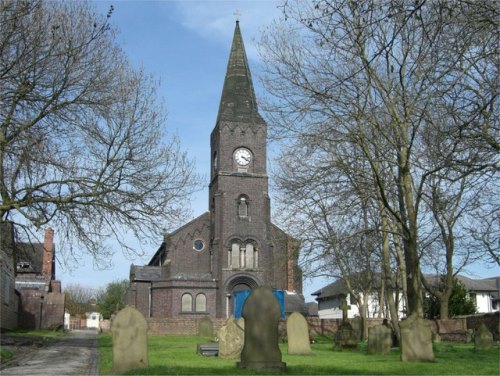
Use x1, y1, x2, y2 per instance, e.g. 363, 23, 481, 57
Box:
127, 21, 304, 321
15, 227, 65, 329
0, 222, 20, 330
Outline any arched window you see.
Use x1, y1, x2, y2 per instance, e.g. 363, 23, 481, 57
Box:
230, 243, 240, 268
245, 243, 254, 269
239, 245, 246, 268
181, 293, 192, 312
195, 293, 207, 312
238, 196, 248, 217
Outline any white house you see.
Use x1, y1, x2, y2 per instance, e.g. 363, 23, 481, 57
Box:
86, 312, 102, 329
312, 274, 499, 320
456, 275, 499, 313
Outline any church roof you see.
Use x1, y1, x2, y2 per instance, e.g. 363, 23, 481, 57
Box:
216, 21, 264, 124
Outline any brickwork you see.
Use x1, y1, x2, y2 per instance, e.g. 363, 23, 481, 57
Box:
1, 221, 19, 330
148, 317, 227, 336
467, 312, 500, 341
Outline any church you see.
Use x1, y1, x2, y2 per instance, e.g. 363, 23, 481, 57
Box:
127, 21, 304, 320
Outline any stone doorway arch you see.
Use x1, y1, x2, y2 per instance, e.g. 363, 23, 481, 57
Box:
225, 274, 260, 318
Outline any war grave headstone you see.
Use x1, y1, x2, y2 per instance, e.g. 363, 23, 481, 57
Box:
335, 300, 358, 349
217, 316, 245, 359
474, 323, 493, 351
111, 306, 148, 374
286, 312, 312, 355
367, 323, 392, 355
237, 287, 286, 371
399, 313, 434, 362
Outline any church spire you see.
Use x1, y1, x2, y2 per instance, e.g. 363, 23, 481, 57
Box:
216, 21, 262, 124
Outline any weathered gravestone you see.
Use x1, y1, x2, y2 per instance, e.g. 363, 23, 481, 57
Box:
218, 316, 245, 359
111, 306, 148, 374
399, 313, 434, 362
335, 301, 358, 349
367, 324, 392, 355
287, 312, 312, 355
474, 323, 493, 351
237, 287, 286, 371
198, 316, 214, 338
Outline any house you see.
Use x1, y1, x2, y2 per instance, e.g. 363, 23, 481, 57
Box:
0, 222, 20, 330
127, 21, 305, 320
15, 227, 65, 329
455, 275, 500, 313
86, 311, 102, 329
311, 276, 406, 320
313, 274, 500, 320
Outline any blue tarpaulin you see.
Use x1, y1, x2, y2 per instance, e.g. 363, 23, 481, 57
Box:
233, 289, 285, 319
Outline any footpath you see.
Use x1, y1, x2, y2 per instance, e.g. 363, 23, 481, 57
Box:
1, 329, 99, 375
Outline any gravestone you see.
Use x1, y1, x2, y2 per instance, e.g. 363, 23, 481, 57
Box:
335, 322, 358, 349
198, 316, 214, 338
399, 313, 434, 362
111, 306, 148, 374
286, 312, 312, 355
335, 299, 358, 349
237, 287, 286, 371
217, 316, 245, 359
351, 316, 362, 340
367, 324, 392, 355
474, 323, 493, 351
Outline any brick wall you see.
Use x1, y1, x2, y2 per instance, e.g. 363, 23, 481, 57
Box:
467, 312, 500, 341
1, 221, 19, 330
43, 292, 65, 329
147, 317, 227, 336
18, 289, 65, 329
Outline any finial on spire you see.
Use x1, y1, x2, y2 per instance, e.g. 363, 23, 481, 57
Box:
233, 9, 241, 22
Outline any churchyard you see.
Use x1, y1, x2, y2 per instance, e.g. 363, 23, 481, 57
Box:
98, 333, 499, 375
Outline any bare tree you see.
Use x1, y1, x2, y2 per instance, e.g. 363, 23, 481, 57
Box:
0, 1, 200, 266
63, 283, 97, 316
260, 0, 498, 317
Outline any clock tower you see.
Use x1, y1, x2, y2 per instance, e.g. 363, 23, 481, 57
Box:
209, 21, 276, 317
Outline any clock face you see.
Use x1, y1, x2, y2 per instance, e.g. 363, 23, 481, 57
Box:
234, 148, 252, 166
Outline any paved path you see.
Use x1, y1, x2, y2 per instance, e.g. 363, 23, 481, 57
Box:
1, 329, 99, 376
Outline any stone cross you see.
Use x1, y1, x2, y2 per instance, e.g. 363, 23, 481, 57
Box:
340, 300, 351, 322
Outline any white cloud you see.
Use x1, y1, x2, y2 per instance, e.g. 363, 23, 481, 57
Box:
171, 0, 282, 61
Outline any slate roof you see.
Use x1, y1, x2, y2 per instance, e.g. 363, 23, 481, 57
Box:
15, 242, 44, 274
313, 274, 500, 301
216, 21, 264, 125
284, 291, 308, 315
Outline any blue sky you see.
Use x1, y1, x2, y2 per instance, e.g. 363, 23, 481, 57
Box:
58, 0, 333, 300
58, 0, 498, 300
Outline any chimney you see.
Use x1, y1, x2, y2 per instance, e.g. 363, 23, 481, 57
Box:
42, 227, 55, 281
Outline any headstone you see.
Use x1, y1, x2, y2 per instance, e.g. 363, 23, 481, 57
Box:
399, 313, 434, 362
474, 323, 493, 351
335, 321, 358, 349
111, 306, 148, 374
340, 301, 351, 322
351, 316, 362, 340
286, 312, 312, 355
217, 316, 245, 359
367, 324, 392, 355
237, 287, 286, 371
198, 316, 214, 338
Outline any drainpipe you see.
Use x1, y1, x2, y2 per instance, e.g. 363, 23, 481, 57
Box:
148, 283, 152, 318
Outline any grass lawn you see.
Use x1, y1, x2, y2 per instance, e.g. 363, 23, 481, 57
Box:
98, 334, 499, 375
3, 329, 67, 339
